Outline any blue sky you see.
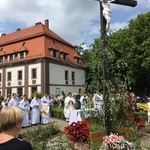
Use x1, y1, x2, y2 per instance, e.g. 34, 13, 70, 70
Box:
0, 0, 149, 46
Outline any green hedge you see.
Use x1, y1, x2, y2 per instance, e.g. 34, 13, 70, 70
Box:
134, 110, 147, 121
52, 108, 65, 120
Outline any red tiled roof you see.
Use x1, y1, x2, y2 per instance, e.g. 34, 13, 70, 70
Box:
0, 21, 84, 67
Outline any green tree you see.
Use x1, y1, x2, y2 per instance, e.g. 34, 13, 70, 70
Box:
109, 12, 150, 95
81, 12, 150, 95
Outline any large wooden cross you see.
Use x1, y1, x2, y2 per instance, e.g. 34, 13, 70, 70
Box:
96, 0, 137, 135
100, 0, 137, 80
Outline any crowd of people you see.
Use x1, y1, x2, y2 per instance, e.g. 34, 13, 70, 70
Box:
0, 90, 149, 125
0, 93, 55, 128
0, 90, 104, 126
64, 90, 104, 121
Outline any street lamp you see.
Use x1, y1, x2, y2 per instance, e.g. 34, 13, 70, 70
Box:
94, 0, 137, 135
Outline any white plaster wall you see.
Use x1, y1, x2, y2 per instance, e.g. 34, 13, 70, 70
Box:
49, 63, 85, 85
49, 63, 85, 95
49, 86, 85, 95
28, 63, 41, 85
5, 66, 25, 87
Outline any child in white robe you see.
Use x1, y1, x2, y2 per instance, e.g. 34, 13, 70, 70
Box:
30, 95, 41, 125
19, 95, 30, 127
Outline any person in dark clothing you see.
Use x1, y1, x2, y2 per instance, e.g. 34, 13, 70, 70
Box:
0, 106, 33, 150
76, 92, 81, 109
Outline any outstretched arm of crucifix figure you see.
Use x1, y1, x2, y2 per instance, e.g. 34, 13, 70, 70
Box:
100, 0, 115, 36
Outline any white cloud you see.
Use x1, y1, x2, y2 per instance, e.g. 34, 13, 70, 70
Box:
0, 0, 149, 45
111, 22, 128, 32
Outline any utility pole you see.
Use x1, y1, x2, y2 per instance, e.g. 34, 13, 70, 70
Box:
95, 0, 137, 135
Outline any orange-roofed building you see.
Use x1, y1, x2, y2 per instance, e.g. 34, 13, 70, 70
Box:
0, 20, 85, 98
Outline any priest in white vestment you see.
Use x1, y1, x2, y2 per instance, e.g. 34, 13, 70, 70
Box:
19, 95, 30, 127
64, 92, 76, 121
30, 95, 41, 125
40, 93, 50, 124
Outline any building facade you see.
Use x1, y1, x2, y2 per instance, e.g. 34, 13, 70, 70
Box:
0, 20, 85, 98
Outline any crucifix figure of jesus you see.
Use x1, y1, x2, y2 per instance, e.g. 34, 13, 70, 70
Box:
100, 0, 115, 36
100, 0, 137, 37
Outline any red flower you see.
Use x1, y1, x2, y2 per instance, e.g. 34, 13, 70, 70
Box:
63, 121, 89, 143
134, 115, 146, 129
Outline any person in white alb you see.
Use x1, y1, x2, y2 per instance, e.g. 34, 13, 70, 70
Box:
8, 93, 19, 107
1, 97, 10, 108
92, 90, 104, 110
30, 95, 41, 126
64, 92, 76, 121
80, 92, 89, 110
19, 95, 30, 128
40, 93, 50, 124
147, 98, 150, 123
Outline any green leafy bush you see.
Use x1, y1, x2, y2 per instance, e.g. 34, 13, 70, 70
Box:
134, 110, 147, 121
89, 124, 106, 132
52, 108, 65, 120
17, 124, 60, 150
32, 91, 44, 99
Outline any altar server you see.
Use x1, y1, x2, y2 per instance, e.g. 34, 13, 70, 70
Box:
40, 93, 50, 124
80, 92, 89, 109
8, 93, 19, 107
92, 90, 104, 110
19, 95, 30, 127
30, 95, 41, 125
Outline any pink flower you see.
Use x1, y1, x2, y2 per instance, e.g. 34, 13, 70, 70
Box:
102, 133, 126, 150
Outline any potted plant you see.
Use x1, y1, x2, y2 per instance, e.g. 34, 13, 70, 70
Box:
89, 124, 107, 145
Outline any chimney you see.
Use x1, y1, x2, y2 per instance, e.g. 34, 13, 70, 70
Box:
45, 19, 49, 29
16, 28, 21, 31
1, 33, 6, 37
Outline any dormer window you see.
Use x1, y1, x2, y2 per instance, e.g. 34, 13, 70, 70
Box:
19, 52, 24, 59
51, 49, 58, 58
62, 53, 68, 61
60, 50, 68, 61
9, 54, 14, 61
74, 57, 80, 64
76, 58, 80, 64
0, 56, 3, 63
74, 54, 81, 64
